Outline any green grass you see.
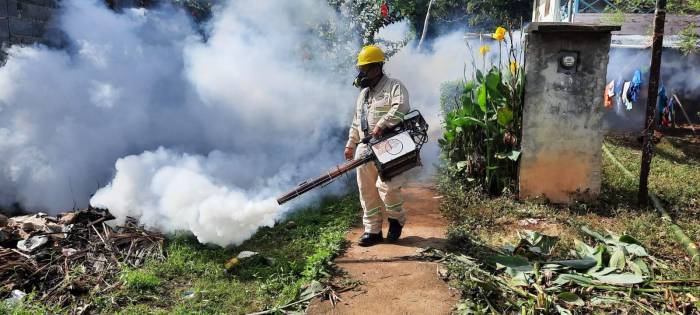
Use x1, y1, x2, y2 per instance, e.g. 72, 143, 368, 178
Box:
5, 193, 360, 314
439, 134, 700, 279
438, 135, 700, 312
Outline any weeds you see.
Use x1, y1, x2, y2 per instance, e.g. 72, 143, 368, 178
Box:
439, 135, 700, 313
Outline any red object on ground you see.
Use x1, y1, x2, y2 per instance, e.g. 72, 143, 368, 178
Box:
381, 2, 389, 17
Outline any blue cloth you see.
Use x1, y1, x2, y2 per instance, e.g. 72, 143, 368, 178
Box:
656, 85, 667, 125
614, 77, 623, 95
628, 70, 643, 102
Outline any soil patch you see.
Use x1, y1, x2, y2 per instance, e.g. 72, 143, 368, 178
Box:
307, 183, 459, 315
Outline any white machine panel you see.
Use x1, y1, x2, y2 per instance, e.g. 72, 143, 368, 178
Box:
371, 131, 417, 164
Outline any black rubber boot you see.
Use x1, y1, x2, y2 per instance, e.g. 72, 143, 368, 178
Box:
387, 218, 403, 242
358, 232, 383, 247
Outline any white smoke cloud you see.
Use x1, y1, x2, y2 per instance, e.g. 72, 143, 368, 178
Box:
384, 31, 471, 175
91, 148, 285, 245
0, 0, 475, 246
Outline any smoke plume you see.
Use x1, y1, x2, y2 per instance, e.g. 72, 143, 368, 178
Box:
0, 0, 472, 245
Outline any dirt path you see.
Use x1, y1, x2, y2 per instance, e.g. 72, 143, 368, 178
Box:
307, 183, 459, 315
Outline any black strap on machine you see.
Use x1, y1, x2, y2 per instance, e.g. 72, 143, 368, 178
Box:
360, 89, 370, 136
360, 89, 372, 144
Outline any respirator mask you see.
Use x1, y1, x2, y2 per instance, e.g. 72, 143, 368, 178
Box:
353, 70, 372, 88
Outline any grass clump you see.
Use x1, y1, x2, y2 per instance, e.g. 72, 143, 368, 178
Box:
120, 268, 162, 292
0, 292, 60, 315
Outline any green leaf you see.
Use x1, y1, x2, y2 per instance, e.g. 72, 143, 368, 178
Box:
609, 248, 626, 270
557, 292, 584, 306
485, 255, 532, 272
477, 85, 487, 112
590, 244, 607, 270
484, 71, 503, 99
521, 230, 558, 256
485, 71, 500, 91
456, 116, 486, 128
497, 107, 513, 126
629, 260, 643, 275
581, 226, 608, 243
589, 267, 617, 276
555, 305, 573, 315
550, 258, 597, 270
595, 273, 645, 285
444, 131, 455, 142
461, 95, 475, 115
553, 273, 594, 287
618, 234, 642, 245
631, 258, 650, 276
624, 244, 648, 257
508, 271, 530, 287
475, 69, 484, 82
463, 80, 475, 92
574, 239, 595, 257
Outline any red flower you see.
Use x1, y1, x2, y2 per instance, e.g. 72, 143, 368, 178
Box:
380, 2, 389, 17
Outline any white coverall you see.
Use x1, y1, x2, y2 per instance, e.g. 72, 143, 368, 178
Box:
346, 75, 410, 234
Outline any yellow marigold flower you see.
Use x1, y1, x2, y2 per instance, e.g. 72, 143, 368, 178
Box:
479, 45, 490, 56
510, 61, 518, 74
492, 26, 507, 41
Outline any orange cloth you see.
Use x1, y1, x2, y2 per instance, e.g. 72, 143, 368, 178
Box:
604, 80, 615, 109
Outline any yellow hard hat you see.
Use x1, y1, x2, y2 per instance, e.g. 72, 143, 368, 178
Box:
357, 45, 385, 66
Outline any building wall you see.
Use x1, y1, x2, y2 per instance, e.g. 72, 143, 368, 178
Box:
519, 24, 616, 203
0, 0, 62, 62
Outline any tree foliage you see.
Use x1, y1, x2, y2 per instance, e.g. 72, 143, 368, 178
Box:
611, 0, 700, 14
328, 0, 531, 45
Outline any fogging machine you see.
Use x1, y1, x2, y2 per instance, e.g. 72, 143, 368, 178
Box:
277, 110, 428, 205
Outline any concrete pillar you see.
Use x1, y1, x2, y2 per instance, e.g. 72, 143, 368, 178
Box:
519, 23, 620, 203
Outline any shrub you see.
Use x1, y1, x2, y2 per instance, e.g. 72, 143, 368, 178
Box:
439, 26, 524, 195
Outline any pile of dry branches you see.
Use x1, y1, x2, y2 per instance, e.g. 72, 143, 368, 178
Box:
0, 208, 163, 307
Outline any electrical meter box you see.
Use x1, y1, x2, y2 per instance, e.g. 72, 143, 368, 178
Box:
519, 23, 620, 203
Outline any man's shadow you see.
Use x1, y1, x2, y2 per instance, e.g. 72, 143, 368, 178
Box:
392, 235, 447, 248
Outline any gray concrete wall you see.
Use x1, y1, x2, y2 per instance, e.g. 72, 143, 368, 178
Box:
0, 0, 62, 62
519, 23, 617, 203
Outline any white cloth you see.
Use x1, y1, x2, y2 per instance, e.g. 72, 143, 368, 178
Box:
622, 81, 633, 111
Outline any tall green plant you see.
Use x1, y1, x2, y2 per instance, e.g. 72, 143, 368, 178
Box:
439, 26, 524, 195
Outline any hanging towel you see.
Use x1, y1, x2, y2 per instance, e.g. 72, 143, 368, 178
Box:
661, 95, 675, 127
614, 77, 624, 114
656, 85, 668, 126
628, 70, 643, 102
614, 77, 623, 95
604, 80, 615, 109
622, 81, 633, 111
